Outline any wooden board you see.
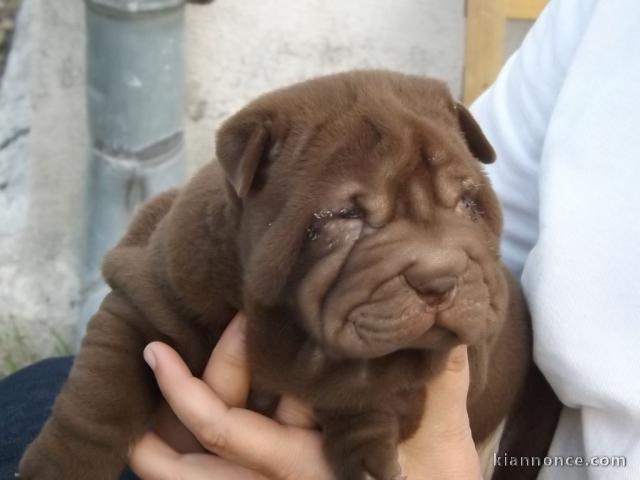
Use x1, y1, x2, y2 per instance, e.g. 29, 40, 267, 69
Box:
463, 0, 548, 104
463, 0, 506, 104
506, 0, 548, 20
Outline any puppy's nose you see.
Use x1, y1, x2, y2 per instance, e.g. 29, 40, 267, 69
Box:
404, 272, 457, 308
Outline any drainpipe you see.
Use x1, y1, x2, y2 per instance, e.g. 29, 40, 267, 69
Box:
80, 0, 186, 336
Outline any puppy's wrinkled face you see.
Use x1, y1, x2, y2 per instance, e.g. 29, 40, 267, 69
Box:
217, 71, 507, 360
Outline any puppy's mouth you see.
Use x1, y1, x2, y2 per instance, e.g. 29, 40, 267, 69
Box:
323, 275, 459, 358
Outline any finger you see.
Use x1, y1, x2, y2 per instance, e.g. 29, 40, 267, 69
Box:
129, 431, 266, 480
410, 345, 473, 451
201, 313, 251, 407
425, 345, 471, 417
171, 455, 267, 480
144, 341, 318, 477
273, 396, 316, 429
129, 431, 180, 480
153, 401, 204, 454
400, 346, 478, 477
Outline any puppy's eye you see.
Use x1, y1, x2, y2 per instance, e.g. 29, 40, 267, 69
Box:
306, 224, 320, 240
461, 193, 478, 211
336, 206, 364, 219
456, 179, 483, 221
458, 192, 483, 221
306, 206, 364, 240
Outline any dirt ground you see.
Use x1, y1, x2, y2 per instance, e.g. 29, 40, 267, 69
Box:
0, 0, 20, 78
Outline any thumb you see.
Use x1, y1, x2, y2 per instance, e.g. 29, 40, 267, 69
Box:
427, 345, 471, 412
401, 345, 481, 480
419, 345, 473, 441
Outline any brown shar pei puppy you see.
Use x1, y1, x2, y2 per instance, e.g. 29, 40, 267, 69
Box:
19, 70, 560, 480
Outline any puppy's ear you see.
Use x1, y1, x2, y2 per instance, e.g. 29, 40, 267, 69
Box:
455, 102, 496, 164
216, 113, 272, 198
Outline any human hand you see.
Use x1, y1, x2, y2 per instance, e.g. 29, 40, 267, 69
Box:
129, 313, 481, 479
129, 313, 333, 479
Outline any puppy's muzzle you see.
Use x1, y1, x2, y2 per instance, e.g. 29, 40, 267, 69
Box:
318, 224, 470, 358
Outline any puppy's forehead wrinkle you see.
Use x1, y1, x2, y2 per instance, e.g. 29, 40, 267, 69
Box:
404, 177, 432, 221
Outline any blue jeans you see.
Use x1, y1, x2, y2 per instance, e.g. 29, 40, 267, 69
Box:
0, 357, 138, 479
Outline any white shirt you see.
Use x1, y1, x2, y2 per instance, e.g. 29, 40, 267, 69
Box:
471, 0, 640, 478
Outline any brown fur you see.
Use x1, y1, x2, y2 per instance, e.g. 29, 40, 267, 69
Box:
19, 70, 559, 480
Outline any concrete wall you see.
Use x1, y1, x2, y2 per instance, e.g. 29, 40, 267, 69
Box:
0, 0, 469, 375
0, 0, 87, 374
183, 0, 466, 173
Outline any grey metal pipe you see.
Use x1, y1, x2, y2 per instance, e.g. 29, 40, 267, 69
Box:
80, 0, 187, 335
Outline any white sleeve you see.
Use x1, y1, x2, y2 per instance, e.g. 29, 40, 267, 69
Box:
472, 1, 640, 478
470, 0, 599, 278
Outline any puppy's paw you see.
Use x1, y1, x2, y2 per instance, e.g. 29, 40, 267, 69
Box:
18, 424, 122, 480
364, 475, 407, 480
18, 442, 65, 480
318, 408, 404, 480
344, 443, 404, 480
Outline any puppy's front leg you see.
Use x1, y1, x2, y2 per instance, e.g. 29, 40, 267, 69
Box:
18, 291, 207, 480
316, 408, 404, 480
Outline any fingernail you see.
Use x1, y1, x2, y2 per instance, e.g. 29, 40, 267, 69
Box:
143, 345, 157, 370
231, 313, 248, 337
446, 345, 468, 372
235, 312, 247, 330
